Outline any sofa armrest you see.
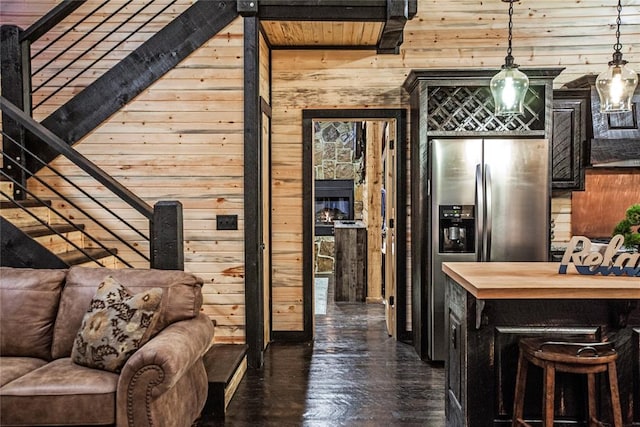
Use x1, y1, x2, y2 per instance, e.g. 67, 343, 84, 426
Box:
116, 312, 214, 426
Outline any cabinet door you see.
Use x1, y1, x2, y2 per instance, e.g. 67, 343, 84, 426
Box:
552, 98, 587, 190
590, 92, 640, 165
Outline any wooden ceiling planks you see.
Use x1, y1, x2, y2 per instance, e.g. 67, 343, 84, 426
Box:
261, 21, 383, 47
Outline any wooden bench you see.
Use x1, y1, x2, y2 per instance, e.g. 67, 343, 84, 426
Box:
199, 344, 248, 421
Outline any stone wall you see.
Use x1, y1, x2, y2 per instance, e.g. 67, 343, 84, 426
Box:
314, 121, 364, 274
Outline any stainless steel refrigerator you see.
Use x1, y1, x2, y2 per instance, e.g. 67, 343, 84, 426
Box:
427, 138, 550, 361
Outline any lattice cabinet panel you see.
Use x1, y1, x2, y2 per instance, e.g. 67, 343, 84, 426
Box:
426, 86, 545, 132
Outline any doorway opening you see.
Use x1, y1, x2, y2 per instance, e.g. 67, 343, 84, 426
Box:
302, 109, 409, 342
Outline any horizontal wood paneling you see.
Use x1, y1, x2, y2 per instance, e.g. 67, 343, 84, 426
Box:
270, 0, 640, 332
3, 0, 639, 340
0, 0, 196, 117
23, 15, 247, 343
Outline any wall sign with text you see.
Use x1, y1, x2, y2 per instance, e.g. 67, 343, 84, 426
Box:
559, 235, 640, 277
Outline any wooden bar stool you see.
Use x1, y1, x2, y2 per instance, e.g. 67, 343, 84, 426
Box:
512, 337, 622, 427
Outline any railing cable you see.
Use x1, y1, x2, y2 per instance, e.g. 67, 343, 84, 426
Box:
33, 1, 179, 109
0, 185, 112, 268
32, 1, 130, 75
1, 138, 149, 263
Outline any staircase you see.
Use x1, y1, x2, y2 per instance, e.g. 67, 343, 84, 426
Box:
0, 181, 119, 269
1, 1, 239, 270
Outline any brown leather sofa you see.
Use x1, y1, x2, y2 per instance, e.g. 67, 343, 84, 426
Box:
0, 266, 215, 427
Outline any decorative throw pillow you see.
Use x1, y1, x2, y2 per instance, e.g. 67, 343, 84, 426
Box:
71, 276, 163, 373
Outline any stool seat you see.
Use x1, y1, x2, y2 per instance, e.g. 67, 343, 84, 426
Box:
512, 337, 622, 427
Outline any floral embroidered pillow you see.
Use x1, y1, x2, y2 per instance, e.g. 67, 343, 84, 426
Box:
71, 276, 163, 373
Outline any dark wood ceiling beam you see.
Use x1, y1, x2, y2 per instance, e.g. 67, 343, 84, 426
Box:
377, 0, 409, 54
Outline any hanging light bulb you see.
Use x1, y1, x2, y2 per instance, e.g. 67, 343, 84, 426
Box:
491, 0, 529, 116
596, 0, 638, 113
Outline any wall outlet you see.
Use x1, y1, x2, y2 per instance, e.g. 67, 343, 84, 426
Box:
216, 215, 238, 230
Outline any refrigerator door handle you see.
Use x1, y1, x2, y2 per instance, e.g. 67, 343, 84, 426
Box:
475, 163, 484, 262
484, 164, 492, 262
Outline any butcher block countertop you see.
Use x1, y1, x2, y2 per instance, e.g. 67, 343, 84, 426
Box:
442, 262, 640, 300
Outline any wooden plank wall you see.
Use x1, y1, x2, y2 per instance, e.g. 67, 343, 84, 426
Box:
2, 0, 639, 340
21, 11, 247, 343
269, 0, 640, 332
8, 0, 196, 119
365, 121, 383, 303
94, 18, 243, 343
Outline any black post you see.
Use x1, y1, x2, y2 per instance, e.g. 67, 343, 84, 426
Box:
151, 201, 184, 270
243, 15, 264, 370
1, 25, 29, 199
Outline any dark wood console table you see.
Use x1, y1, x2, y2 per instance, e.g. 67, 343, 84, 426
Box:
334, 220, 367, 302
443, 262, 640, 427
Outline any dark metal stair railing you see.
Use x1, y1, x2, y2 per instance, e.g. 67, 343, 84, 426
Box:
0, 140, 145, 268
1, 132, 149, 243
0, 188, 113, 268
0, 96, 184, 270
30, 0, 179, 111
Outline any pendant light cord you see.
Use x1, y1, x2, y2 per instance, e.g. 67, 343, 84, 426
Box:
507, 1, 514, 59
614, 0, 623, 53
504, 0, 516, 68
610, 0, 626, 65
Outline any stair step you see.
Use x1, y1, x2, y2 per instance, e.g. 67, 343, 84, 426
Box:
201, 344, 248, 421
0, 182, 13, 200
28, 224, 86, 255
0, 199, 51, 209
58, 247, 118, 267
0, 200, 52, 228
71, 255, 120, 269
22, 223, 85, 238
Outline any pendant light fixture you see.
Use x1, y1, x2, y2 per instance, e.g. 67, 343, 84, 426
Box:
490, 0, 529, 116
596, 0, 638, 113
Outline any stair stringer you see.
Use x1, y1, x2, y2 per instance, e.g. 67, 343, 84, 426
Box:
0, 217, 68, 269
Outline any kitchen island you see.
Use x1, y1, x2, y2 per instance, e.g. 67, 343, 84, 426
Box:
442, 262, 639, 427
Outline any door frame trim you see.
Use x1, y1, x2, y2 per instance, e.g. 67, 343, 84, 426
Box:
291, 108, 408, 342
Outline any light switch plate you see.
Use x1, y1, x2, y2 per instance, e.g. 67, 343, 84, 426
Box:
216, 215, 238, 230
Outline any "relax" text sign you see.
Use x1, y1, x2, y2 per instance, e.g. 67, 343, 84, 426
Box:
558, 235, 640, 277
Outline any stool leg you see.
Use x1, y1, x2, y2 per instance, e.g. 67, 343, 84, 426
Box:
512, 350, 528, 427
587, 373, 598, 427
607, 361, 623, 427
542, 363, 555, 427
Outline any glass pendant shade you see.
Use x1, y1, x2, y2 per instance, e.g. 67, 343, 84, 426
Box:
596, 61, 638, 113
491, 66, 529, 116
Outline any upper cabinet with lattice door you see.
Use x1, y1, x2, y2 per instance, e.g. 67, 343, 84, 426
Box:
403, 69, 563, 139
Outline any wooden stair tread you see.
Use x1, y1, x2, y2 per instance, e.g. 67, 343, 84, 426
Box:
0, 199, 51, 209
21, 223, 85, 238
58, 247, 117, 266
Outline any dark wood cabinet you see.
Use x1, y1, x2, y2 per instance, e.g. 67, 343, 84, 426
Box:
551, 89, 590, 191
590, 90, 640, 166
563, 75, 640, 167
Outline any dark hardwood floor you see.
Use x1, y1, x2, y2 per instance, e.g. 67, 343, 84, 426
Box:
203, 276, 445, 426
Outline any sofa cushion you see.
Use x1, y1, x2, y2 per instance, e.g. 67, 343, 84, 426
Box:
0, 357, 47, 387
0, 358, 118, 426
52, 266, 204, 359
71, 276, 162, 373
0, 267, 66, 360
